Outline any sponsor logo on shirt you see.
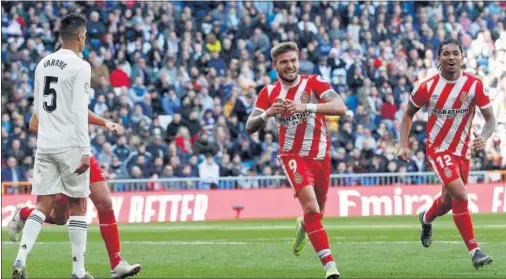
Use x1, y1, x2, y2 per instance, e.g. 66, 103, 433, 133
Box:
279, 112, 311, 127
431, 108, 469, 119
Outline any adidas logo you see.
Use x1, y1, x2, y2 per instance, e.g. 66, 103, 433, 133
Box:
73, 256, 77, 262
21, 244, 27, 249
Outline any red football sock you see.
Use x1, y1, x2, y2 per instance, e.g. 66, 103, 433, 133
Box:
20, 207, 33, 221
424, 196, 452, 223
452, 200, 479, 251
99, 210, 122, 269
303, 213, 334, 267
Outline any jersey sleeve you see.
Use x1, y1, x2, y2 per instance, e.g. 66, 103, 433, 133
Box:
253, 86, 270, 112
72, 62, 92, 156
409, 81, 429, 108
33, 66, 40, 115
311, 75, 335, 101
475, 79, 491, 109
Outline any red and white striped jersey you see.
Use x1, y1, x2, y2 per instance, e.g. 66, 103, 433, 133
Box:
410, 72, 491, 159
254, 74, 334, 160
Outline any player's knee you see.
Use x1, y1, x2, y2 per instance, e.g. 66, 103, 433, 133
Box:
441, 193, 452, 205
302, 203, 320, 215
68, 197, 87, 216
93, 196, 113, 212
35, 196, 56, 217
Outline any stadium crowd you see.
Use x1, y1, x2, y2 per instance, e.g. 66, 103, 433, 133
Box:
1, 1, 506, 190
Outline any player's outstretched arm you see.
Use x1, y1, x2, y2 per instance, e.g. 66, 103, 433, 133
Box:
473, 106, 496, 150
285, 91, 346, 116
398, 101, 420, 161
88, 110, 123, 134
88, 110, 110, 127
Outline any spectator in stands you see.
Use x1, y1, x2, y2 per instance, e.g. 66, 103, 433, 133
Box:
193, 132, 219, 157
1, 1, 504, 189
110, 62, 131, 88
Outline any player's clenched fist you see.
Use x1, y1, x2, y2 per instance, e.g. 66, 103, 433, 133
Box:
284, 99, 307, 114
105, 121, 124, 135
397, 146, 410, 162
472, 136, 486, 150
266, 99, 286, 117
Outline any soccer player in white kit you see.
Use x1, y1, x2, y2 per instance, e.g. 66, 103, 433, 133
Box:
12, 13, 94, 279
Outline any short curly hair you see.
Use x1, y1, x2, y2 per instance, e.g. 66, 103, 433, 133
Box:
60, 13, 87, 41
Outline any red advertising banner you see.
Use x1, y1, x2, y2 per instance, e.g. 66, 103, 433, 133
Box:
2, 183, 506, 225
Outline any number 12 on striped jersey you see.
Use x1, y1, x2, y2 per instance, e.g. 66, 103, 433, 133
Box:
436, 155, 453, 168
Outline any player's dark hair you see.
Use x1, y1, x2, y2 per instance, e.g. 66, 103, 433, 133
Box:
437, 38, 465, 70
60, 13, 87, 41
437, 38, 464, 56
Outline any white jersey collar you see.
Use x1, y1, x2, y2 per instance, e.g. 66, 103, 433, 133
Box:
58, 48, 79, 56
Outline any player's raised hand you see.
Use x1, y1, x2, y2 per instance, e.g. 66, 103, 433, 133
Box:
472, 135, 486, 150
284, 99, 307, 114
266, 99, 286, 117
74, 155, 90, 175
397, 146, 410, 162
105, 121, 124, 135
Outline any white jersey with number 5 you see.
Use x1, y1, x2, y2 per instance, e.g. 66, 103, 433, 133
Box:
33, 48, 91, 155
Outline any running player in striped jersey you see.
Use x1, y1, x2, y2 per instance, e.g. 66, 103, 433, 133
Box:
398, 39, 496, 269
246, 42, 347, 279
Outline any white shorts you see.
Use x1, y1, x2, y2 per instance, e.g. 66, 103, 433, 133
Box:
32, 148, 90, 198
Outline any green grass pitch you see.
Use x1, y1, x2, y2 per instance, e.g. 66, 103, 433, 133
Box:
2, 214, 505, 278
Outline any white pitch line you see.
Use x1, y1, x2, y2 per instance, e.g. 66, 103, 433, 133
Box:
87, 223, 506, 231
3, 240, 506, 246
3, 223, 506, 232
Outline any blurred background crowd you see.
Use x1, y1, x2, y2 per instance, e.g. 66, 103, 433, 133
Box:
1, 1, 506, 190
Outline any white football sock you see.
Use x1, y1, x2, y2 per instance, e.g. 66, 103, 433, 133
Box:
15, 209, 46, 266
68, 216, 87, 277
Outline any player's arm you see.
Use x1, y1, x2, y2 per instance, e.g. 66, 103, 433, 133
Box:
30, 66, 41, 134
30, 110, 120, 134
73, 62, 92, 156
246, 87, 284, 135
246, 109, 268, 135
29, 113, 39, 133
88, 110, 110, 127
398, 82, 427, 161
399, 101, 420, 149
473, 81, 496, 150
479, 107, 496, 141
314, 90, 347, 115
285, 76, 346, 115
88, 110, 123, 134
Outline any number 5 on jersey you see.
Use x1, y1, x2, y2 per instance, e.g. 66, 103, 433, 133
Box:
43, 76, 58, 112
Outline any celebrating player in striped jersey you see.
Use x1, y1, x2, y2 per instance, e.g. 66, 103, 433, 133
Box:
246, 42, 347, 279
398, 38, 496, 269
